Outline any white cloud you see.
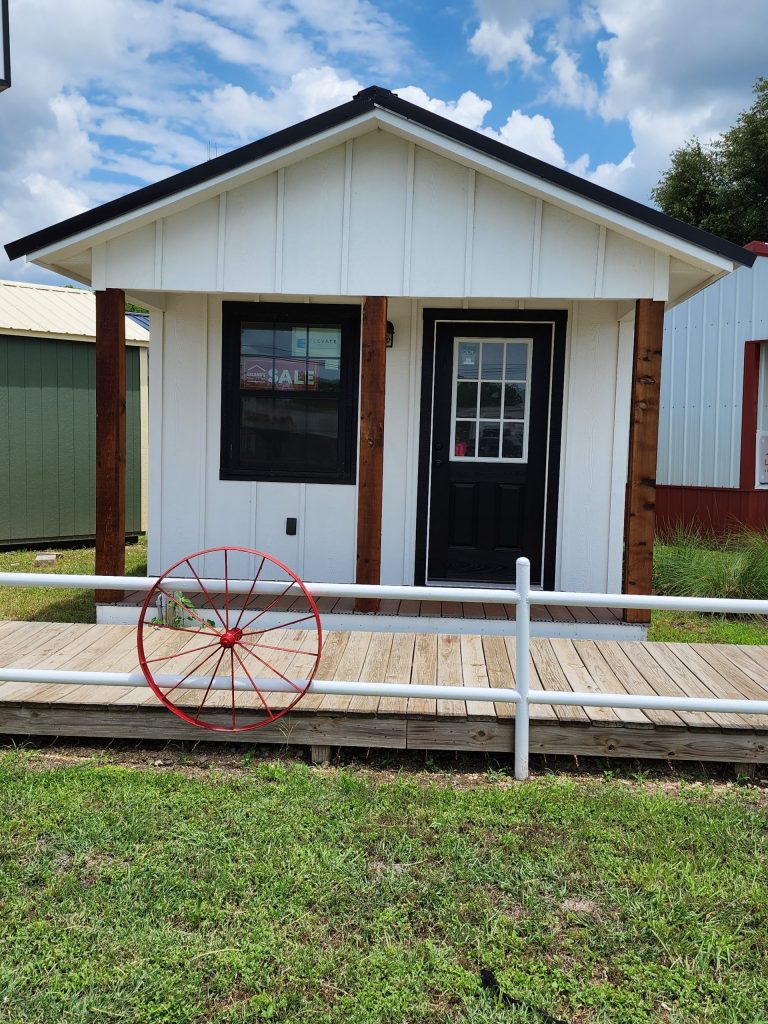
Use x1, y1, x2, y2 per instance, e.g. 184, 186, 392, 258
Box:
485, 109, 588, 173
549, 46, 598, 111
469, 19, 542, 74
202, 67, 364, 142
394, 87, 492, 130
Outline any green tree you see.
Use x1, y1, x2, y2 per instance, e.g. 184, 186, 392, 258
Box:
652, 77, 768, 245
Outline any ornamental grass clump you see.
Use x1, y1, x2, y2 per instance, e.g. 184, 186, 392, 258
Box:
653, 525, 768, 600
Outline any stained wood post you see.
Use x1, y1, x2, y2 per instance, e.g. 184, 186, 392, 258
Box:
624, 299, 665, 624
95, 289, 126, 604
355, 297, 387, 613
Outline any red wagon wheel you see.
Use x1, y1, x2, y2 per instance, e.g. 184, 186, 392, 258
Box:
137, 546, 322, 731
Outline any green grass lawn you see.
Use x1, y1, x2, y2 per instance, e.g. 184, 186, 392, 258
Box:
1, 752, 766, 1024
647, 610, 768, 644
0, 538, 147, 623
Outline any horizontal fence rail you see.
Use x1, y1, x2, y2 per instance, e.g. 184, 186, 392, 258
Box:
2, 557, 768, 779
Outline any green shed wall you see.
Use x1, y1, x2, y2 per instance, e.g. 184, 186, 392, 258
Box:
0, 335, 143, 545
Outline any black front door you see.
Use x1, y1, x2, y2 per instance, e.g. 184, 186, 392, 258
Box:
417, 312, 566, 588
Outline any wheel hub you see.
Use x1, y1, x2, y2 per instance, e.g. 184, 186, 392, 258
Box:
219, 627, 243, 648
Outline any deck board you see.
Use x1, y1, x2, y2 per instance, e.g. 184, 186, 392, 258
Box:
0, 621, 767, 764
435, 634, 466, 719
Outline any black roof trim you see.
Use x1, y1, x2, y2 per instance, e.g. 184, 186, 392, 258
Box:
5, 84, 756, 268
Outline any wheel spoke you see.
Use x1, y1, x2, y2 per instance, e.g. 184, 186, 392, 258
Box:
193, 648, 227, 722
161, 646, 220, 698
145, 622, 222, 638
233, 556, 266, 630
240, 640, 319, 658
184, 558, 227, 630
242, 614, 317, 637
236, 641, 304, 693
223, 550, 230, 630
232, 647, 275, 717
143, 639, 222, 665
156, 586, 220, 633
230, 649, 236, 730
238, 579, 298, 632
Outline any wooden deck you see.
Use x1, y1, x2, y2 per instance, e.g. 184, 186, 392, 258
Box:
1, 620, 767, 764
108, 590, 625, 624
99, 590, 639, 639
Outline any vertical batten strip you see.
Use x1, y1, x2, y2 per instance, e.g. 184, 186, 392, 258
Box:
402, 143, 415, 296
402, 298, 421, 583
147, 310, 164, 574
153, 221, 164, 290
95, 288, 126, 604
530, 200, 543, 296
594, 226, 607, 297
198, 298, 209, 552
624, 298, 665, 624
463, 168, 476, 297
92, 245, 107, 291
274, 168, 285, 292
340, 140, 353, 294
356, 297, 388, 612
138, 345, 149, 532
653, 252, 669, 301
216, 193, 227, 292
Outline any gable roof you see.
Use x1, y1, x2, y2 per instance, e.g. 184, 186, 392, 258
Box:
0, 279, 149, 342
5, 85, 755, 269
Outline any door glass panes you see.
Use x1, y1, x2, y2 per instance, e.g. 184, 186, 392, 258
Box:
457, 342, 479, 379
452, 339, 530, 460
456, 381, 477, 417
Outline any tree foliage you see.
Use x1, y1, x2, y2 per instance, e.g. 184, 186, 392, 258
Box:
651, 77, 768, 245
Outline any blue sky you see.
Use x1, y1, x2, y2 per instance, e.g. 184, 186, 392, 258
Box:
2, 0, 767, 282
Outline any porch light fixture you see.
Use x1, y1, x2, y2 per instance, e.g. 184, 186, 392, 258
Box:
0, 0, 10, 93
386, 320, 394, 348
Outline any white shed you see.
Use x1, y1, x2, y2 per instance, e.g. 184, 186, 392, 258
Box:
4, 86, 755, 621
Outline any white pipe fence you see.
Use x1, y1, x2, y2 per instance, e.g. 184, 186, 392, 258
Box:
1, 556, 768, 780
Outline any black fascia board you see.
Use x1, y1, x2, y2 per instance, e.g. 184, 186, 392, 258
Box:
5, 84, 756, 268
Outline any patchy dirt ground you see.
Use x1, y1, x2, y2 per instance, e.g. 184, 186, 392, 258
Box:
3, 734, 767, 798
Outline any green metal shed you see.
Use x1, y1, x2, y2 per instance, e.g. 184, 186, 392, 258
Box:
0, 281, 148, 546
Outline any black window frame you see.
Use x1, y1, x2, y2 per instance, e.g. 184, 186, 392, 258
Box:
220, 301, 361, 484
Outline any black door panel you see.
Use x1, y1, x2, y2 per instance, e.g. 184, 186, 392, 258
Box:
417, 312, 566, 588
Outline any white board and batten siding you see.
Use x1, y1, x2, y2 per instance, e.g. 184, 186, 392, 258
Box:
148, 292, 630, 595
98, 131, 669, 303
658, 256, 768, 489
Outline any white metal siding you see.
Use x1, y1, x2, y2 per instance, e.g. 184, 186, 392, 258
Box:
658, 257, 768, 487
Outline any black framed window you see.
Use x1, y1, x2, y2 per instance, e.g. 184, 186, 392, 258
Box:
221, 302, 360, 483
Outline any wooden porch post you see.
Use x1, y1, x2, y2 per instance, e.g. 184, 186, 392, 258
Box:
624, 298, 665, 624
95, 288, 126, 603
356, 297, 387, 613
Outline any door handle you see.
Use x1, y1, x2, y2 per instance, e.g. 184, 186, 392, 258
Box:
433, 458, 443, 467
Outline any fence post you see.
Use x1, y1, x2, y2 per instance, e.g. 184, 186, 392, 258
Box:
514, 557, 531, 781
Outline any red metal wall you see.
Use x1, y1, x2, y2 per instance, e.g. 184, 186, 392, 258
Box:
656, 484, 768, 536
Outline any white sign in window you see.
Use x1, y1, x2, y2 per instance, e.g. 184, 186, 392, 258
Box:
450, 338, 532, 462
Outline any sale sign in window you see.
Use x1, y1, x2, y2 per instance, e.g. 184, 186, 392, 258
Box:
240, 357, 322, 391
